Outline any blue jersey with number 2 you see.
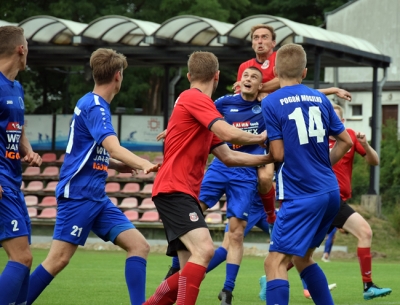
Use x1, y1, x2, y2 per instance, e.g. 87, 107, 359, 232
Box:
262, 84, 345, 200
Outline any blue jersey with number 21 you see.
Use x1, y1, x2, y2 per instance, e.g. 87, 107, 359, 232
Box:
262, 84, 345, 200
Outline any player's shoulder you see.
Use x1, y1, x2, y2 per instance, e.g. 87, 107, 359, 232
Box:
215, 93, 240, 104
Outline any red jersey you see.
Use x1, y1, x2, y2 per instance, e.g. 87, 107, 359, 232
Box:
152, 88, 223, 201
329, 128, 366, 201
236, 52, 277, 92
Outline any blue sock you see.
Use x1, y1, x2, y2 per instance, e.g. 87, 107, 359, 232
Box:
171, 256, 180, 269
324, 228, 337, 254
15, 269, 30, 305
266, 279, 289, 305
300, 264, 334, 305
0, 261, 30, 305
301, 278, 308, 290
223, 263, 240, 292
206, 247, 227, 273
27, 264, 54, 305
125, 256, 146, 305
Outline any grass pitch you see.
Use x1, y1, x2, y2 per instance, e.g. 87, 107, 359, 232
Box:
1, 249, 399, 304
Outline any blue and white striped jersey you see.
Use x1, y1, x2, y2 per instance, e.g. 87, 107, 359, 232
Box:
56, 92, 116, 200
262, 84, 345, 200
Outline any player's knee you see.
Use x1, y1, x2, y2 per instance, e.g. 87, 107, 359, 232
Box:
229, 230, 244, 246
359, 223, 373, 242
194, 243, 214, 263
13, 251, 33, 268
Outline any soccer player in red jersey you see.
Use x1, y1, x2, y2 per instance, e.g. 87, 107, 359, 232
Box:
320, 104, 391, 300
143, 51, 271, 305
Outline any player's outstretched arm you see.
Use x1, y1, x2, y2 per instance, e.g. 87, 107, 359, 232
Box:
318, 87, 352, 101
210, 120, 266, 146
102, 135, 160, 174
212, 144, 274, 167
330, 130, 353, 165
19, 126, 42, 167
356, 131, 379, 166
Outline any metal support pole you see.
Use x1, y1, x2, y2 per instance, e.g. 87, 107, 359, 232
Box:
313, 51, 321, 89
368, 67, 379, 194
163, 66, 170, 130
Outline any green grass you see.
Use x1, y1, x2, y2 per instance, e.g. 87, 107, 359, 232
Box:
1, 249, 399, 304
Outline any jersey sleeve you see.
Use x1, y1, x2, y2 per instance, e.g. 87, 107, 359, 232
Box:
214, 95, 228, 116
349, 129, 367, 156
85, 105, 117, 145
184, 94, 223, 130
262, 96, 282, 141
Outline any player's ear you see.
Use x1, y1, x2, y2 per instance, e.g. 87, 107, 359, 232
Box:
214, 70, 220, 81
187, 72, 191, 82
273, 66, 278, 78
272, 40, 276, 48
258, 82, 263, 90
302, 68, 307, 79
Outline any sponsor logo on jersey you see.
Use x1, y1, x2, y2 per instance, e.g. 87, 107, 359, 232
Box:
252, 105, 262, 114
189, 212, 199, 222
5, 122, 22, 160
6, 122, 22, 131
233, 121, 250, 128
7, 100, 13, 104
261, 60, 270, 69
230, 109, 238, 112
92, 146, 110, 172
18, 96, 24, 109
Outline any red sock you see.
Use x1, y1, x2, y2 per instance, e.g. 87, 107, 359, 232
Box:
259, 186, 276, 224
357, 247, 372, 283
144, 272, 179, 305
177, 262, 206, 305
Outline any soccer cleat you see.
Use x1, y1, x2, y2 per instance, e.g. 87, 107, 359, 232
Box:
259, 275, 267, 301
218, 289, 233, 305
303, 283, 337, 299
164, 266, 180, 280
363, 284, 392, 300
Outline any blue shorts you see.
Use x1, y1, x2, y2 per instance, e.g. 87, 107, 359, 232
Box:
225, 194, 269, 235
53, 197, 135, 246
269, 190, 340, 257
0, 187, 31, 244
200, 161, 257, 221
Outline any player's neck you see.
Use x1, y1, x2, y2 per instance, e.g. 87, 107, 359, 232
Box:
256, 50, 273, 63
241, 92, 257, 101
92, 85, 115, 104
0, 58, 20, 81
279, 78, 302, 88
190, 81, 214, 98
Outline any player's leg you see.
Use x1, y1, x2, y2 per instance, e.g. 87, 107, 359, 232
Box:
322, 228, 337, 262
28, 198, 101, 304
206, 226, 229, 273
0, 187, 32, 305
341, 210, 392, 299
257, 164, 276, 224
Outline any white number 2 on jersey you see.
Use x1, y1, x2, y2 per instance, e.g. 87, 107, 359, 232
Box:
288, 106, 326, 145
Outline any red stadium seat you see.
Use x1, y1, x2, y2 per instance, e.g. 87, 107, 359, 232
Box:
136, 171, 155, 179
138, 198, 156, 210
41, 153, 57, 163
139, 184, 153, 194
116, 172, 133, 179
25, 181, 43, 192
37, 207, 57, 219
139, 154, 150, 161
109, 197, 118, 206
121, 183, 140, 194
22, 167, 41, 177
105, 182, 120, 193
124, 210, 139, 221
24, 195, 39, 206
40, 166, 59, 177
28, 207, 37, 218
21, 181, 25, 190
153, 155, 164, 164
107, 168, 116, 178
43, 181, 58, 192
139, 211, 159, 222
119, 197, 138, 209
205, 212, 222, 224
56, 153, 65, 163
38, 196, 57, 207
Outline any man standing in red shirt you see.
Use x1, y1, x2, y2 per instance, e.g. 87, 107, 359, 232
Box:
321, 104, 391, 300
144, 51, 271, 305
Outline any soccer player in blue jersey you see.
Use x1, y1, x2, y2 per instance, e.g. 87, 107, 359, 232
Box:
27, 48, 160, 305
0, 26, 42, 305
261, 43, 353, 305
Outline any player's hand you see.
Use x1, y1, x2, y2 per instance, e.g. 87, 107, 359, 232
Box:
258, 130, 268, 147
257, 92, 268, 102
232, 82, 240, 93
142, 162, 161, 174
156, 129, 167, 142
117, 164, 139, 175
356, 131, 367, 145
0, 185, 3, 200
22, 151, 42, 167
335, 89, 352, 101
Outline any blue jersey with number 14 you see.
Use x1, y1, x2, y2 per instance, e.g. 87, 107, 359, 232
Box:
262, 84, 345, 200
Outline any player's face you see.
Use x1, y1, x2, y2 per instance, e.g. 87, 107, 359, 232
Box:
20, 39, 28, 70
240, 69, 262, 95
334, 108, 345, 123
252, 28, 276, 56
115, 69, 123, 93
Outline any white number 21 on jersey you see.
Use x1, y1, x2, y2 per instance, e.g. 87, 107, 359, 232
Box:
288, 106, 326, 145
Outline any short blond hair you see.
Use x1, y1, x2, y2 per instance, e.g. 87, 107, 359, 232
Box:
90, 48, 128, 85
0, 26, 25, 57
187, 51, 219, 83
250, 24, 276, 41
332, 103, 344, 119
275, 44, 306, 80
